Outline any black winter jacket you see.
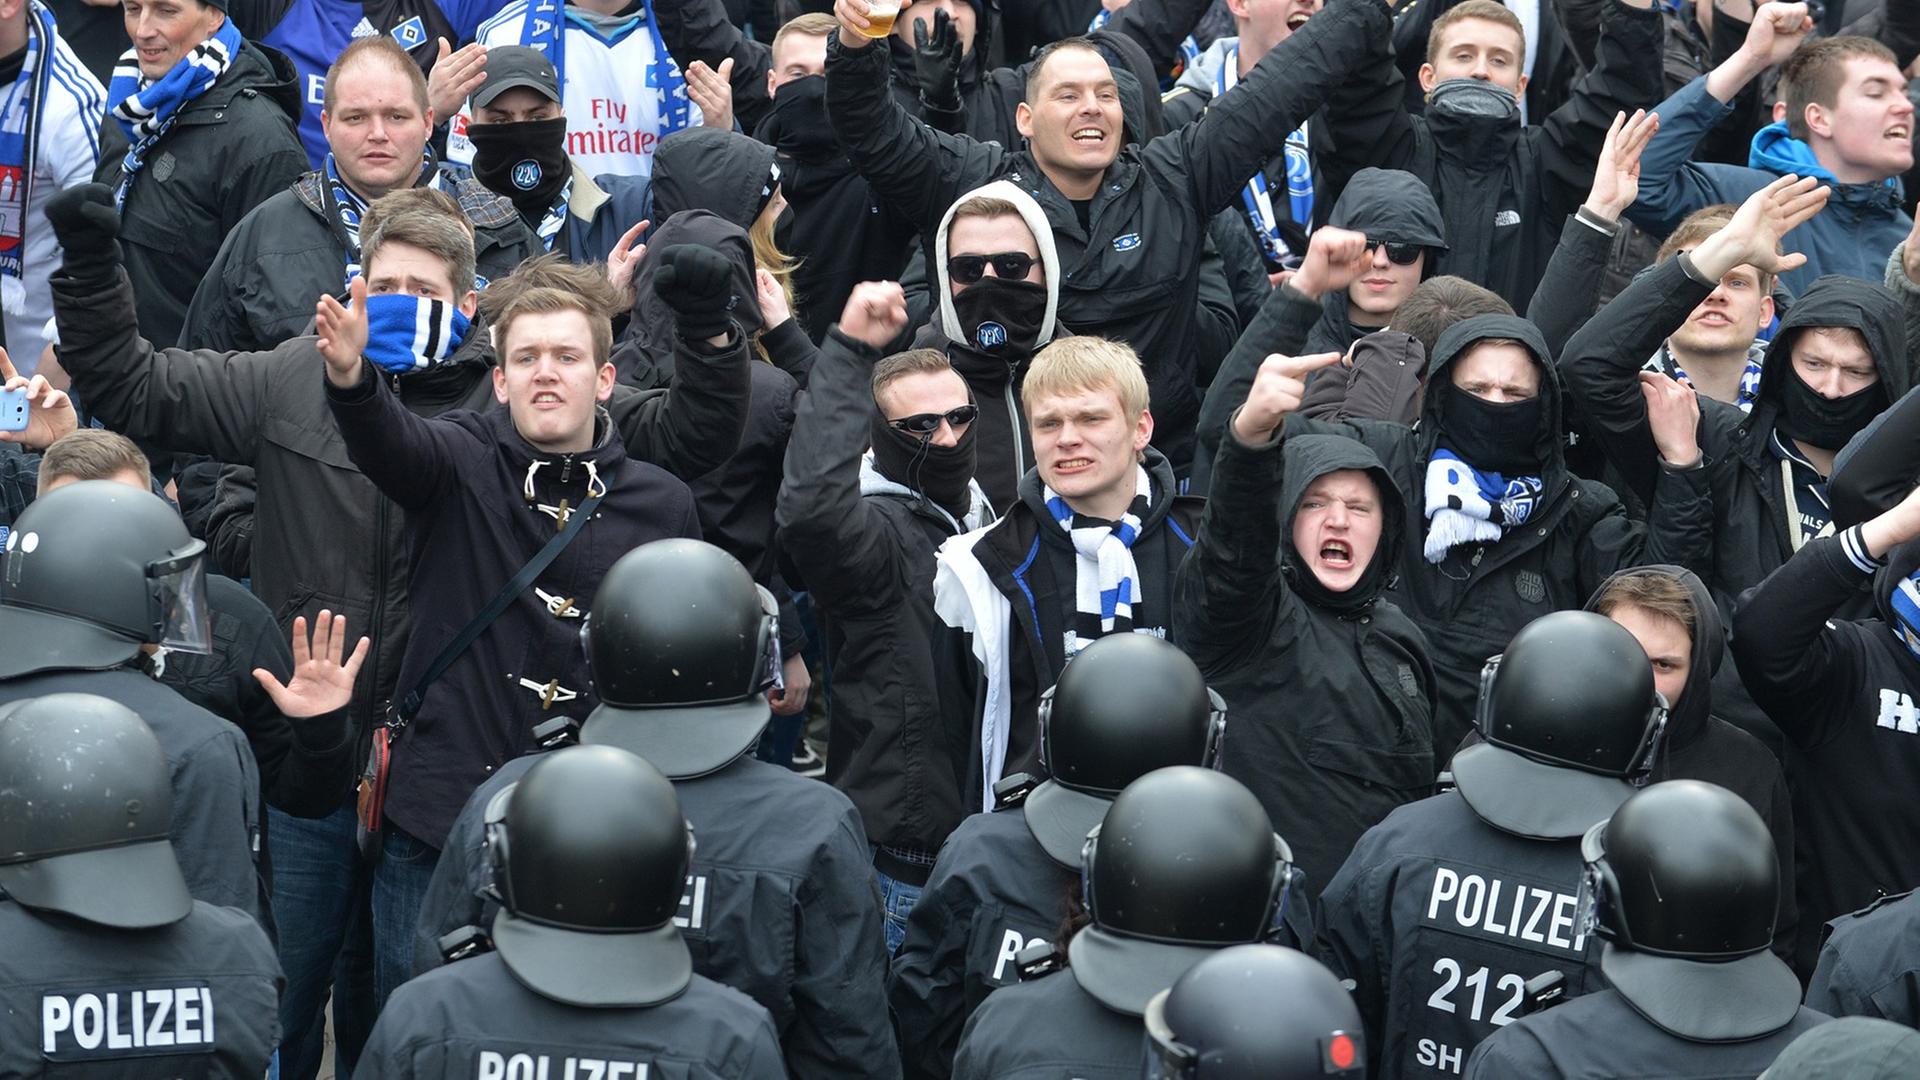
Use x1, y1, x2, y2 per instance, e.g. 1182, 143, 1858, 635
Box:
1284, 315, 1712, 752
1175, 431, 1437, 894
1323, 0, 1663, 312
1561, 263, 1909, 747
1733, 527, 1920, 979
326, 372, 702, 848
52, 261, 748, 772
179, 169, 539, 352
826, 0, 1387, 470
95, 41, 308, 347
776, 331, 988, 856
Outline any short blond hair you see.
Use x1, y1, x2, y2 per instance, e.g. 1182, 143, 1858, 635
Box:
773, 13, 836, 54
480, 253, 624, 366
1021, 336, 1149, 419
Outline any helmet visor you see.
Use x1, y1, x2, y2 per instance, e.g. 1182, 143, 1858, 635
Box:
1202, 687, 1228, 770
148, 541, 210, 654
1142, 990, 1196, 1079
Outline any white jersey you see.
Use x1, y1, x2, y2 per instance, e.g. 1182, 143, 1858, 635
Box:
449, 0, 701, 180
3, 10, 102, 374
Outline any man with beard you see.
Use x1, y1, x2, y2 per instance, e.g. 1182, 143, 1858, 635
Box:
776, 281, 994, 949
930, 182, 1060, 512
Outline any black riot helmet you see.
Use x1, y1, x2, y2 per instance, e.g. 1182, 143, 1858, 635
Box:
1451, 610, 1668, 840
1577, 780, 1804, 1042
0, 480, 211, 679
1022, 635, 1227, 866
1070, 767, 1300, 1017
0, 693, 193, 929
579, 539, 779, 779
484, 745, 696, 1007
1143, 945, 1365, 1079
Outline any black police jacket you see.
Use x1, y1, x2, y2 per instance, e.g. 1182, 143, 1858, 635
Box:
0, 668, 267, 929
889, 803, 1077, 1080
359, 952, 785, 1079
1807, 888, 1920, 1024
1175, 430, 1437, 895
93, 42, 307, 348
1316, 791, 1607, 1080
1465, 987, 1828, 1078
823, 0, 1387, 468
0, 899, 282, 1077
417, 751, 899, 1080
1732, 529, 1920, 979
951, 966, 1144, 1080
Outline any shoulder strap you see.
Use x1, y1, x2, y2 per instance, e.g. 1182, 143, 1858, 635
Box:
392, 488, 607, 726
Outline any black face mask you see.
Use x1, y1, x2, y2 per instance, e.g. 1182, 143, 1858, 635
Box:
1775, 361, 1886, 450
871, 407, 978, 519
466, 117, 571, 219
1423, 77, 1522, 159
1439, 384, 1543, 476
950, 277, 1047, 358
756, 76, 837, 162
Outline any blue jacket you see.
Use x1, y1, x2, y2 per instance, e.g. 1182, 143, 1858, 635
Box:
1629, 74, 1912, 296
562, 163, 652, 266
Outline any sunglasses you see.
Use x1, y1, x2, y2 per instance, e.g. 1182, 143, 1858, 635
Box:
888, 404, 979, 436
948, 252, 1036, 285
1366, 238, 1424, 266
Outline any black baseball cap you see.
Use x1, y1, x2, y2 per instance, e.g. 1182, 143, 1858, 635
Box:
472, 46, 561, 109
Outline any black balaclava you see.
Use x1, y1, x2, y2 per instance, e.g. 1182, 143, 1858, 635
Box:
466, 117, 571, 220
756, 75, 838, 162
1438, 387, 1542, 476
1775, 362, 1887, 451
871, 408, 978, 520
949, 277, 1048, 356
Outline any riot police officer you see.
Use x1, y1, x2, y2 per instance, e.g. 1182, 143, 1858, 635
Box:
890, 633, 1228, 1080
1142, 945, 1366, 1079
1317, 610, 1670, 1079
0, 693, 282, 1076
0, 480, 266, 926
1466, 780, 1828, 1076
1808, 882, 1920, 1024
360, 745, 785, 1077
952, 766, 1309, 1079
414, 538, 898, 1079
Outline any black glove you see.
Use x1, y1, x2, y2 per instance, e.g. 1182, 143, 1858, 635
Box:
44, 182, 122, 277
913, 9, 963, 112
653, 244, 738, 342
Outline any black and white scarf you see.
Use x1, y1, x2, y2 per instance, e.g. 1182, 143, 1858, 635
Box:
1045, 464, 1151, 656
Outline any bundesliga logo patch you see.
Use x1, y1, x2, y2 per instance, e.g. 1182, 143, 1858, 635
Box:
511, 160, 542, 191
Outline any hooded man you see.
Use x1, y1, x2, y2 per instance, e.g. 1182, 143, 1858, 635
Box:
1175, 367, 1437, 893
775, 281, 995, 942
1561, 176, 1908, 756
1583, 565, 1797, 962
929, 181, 1061, 512
1276, 311, 1708, 751
1320, 0, 1663, 311
1302, 166, 1448, 355
101, 0, 307, 347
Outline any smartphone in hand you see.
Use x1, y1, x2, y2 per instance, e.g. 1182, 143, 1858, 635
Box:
0, 387, 27, 433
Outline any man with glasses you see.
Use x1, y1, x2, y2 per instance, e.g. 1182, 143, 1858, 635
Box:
776, 280, 996, 954
931, 182, 1060, 512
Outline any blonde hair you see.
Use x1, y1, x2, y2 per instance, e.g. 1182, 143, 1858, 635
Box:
480, 253, 625, 366
751, 199, 800, 342
773, 12, 836, 53
1022, 336, 1150, 420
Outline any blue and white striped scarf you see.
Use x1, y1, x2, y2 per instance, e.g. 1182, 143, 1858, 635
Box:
107, 15, 242, 210
364, 293, 470, 373
1045, 464, 1151, 656
1423, 448, 1542, 563
520, 0, 689, 139
1655, 340, 1765, 414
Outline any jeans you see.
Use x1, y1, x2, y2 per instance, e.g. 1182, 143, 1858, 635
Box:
268, 803, 374, 1080
874, 861, 925, 957
370, 824, 442, 1009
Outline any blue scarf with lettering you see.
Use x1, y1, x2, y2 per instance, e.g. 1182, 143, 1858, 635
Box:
106, 15, 242, 210
520, 0, 688, 136
0, 1, 57, 301
1422, 449, 1543, 563
364, 293, 470, 373
1215, 44, 1311, 267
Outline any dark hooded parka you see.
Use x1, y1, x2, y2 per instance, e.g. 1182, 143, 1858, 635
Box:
1282, 314, 1711, 753
1561, 266, 1909, 752
1302, 167, 1449, 356
1581, 565, 1798, 963
1174, 432, 1436, 893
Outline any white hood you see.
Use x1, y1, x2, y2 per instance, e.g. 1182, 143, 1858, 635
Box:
934, 180, 1060, 350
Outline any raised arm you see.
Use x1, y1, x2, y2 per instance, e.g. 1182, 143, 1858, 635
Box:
1104, 0, 1216, 81
1526, 109, 1658, 357
1533, 0, 1664, 218
655, 0, 777, 132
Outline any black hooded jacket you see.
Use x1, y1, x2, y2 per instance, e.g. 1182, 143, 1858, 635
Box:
1561, 265, 1909, 748
1582, 565, 1797, 963
1284, 314, 1710, 753
1302, 166, 1448, 355
1174, 431, 1437, 893
1733, 526, 1920, 979
650, 126, 778, 229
